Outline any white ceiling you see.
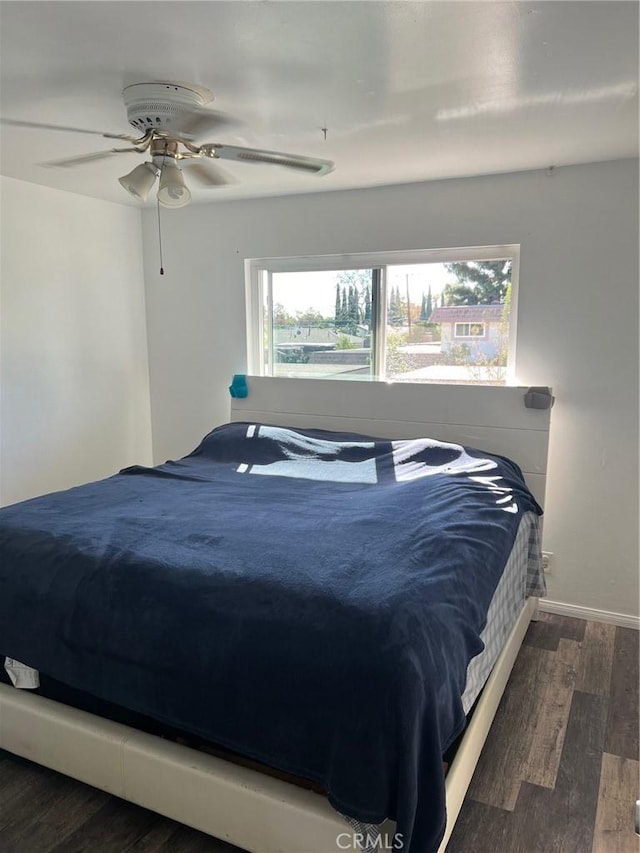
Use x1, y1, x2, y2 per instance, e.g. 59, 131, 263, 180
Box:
0, 1, 637, 206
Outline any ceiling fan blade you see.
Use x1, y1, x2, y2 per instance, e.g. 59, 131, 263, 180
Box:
1, 117, 143, 142
201, 143, 334, 176
39, 149, 126, 168
175, 108, 241, 141
181, 159, 236, 187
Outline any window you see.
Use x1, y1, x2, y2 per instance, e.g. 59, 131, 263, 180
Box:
246, 245, 518, 386
455, 323, 486, 338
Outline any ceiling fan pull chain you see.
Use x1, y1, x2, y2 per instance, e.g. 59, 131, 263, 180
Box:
157, 197, 165, 276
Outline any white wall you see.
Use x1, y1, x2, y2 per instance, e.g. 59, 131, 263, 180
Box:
0, 177, 153, 505
141, 159, 639, 618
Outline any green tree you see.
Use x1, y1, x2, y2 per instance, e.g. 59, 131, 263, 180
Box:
385, 328, 410, 374
334, 284, 341, 328
443, 260, 512, 305
363, 284, 372, 324
389, 288, 397, 325
335, 335, 356, 350
420, 286, 433, 321
273, 303, 295, 326
442, 283, 478, 306
335, 270, 372, 332
348, 284, 359, 332
296, 308, 324, 327
389, 286, 405, 326
340, 287, 348, 330
337, 270, 372, 292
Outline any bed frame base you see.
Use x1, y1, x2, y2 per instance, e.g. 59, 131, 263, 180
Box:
0, 597, 536, 852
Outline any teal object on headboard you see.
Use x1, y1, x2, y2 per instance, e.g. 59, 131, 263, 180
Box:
229, 375, 248, 398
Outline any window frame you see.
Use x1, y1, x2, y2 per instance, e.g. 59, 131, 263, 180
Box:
454, 322, 487, 339
245, 244, 520, 384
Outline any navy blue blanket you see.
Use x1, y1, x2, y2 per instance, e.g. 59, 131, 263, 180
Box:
0, 423, 541, 852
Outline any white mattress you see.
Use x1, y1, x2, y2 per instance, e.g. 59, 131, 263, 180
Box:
462, 510, 544, 713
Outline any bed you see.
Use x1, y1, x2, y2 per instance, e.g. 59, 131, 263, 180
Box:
0, 378, 551, 852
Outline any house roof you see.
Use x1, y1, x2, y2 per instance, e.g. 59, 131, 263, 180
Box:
428, 304, 505, 323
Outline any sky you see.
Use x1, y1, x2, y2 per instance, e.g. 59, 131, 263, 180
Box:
272, 263, 453, 317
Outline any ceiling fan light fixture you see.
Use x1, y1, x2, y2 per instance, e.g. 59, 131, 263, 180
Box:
157, 161, 191, 208
118, 161, 158, 201
12, 81, 334, 203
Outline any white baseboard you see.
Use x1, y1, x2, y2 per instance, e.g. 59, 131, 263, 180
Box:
538, 599, 640, 630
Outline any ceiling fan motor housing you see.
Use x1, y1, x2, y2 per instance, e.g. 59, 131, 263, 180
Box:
123, 81, 214, 134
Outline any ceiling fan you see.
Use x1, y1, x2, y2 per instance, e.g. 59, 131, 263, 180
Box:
2, 81, 335, 207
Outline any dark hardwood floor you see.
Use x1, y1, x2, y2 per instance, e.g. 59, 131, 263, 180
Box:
448, 613, 639, 853
1, 613, 638, 852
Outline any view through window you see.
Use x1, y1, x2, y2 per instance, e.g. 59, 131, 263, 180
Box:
252, 249, 517, 385
267, 270, 375, 379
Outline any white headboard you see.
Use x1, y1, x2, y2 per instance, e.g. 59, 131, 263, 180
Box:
230, 377, 551, 507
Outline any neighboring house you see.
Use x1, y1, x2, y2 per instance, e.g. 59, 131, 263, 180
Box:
428, 304, 507, 359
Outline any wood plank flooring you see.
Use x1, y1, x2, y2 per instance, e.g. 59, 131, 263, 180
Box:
448, 614, 639, 853
0, 614, 637, 852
